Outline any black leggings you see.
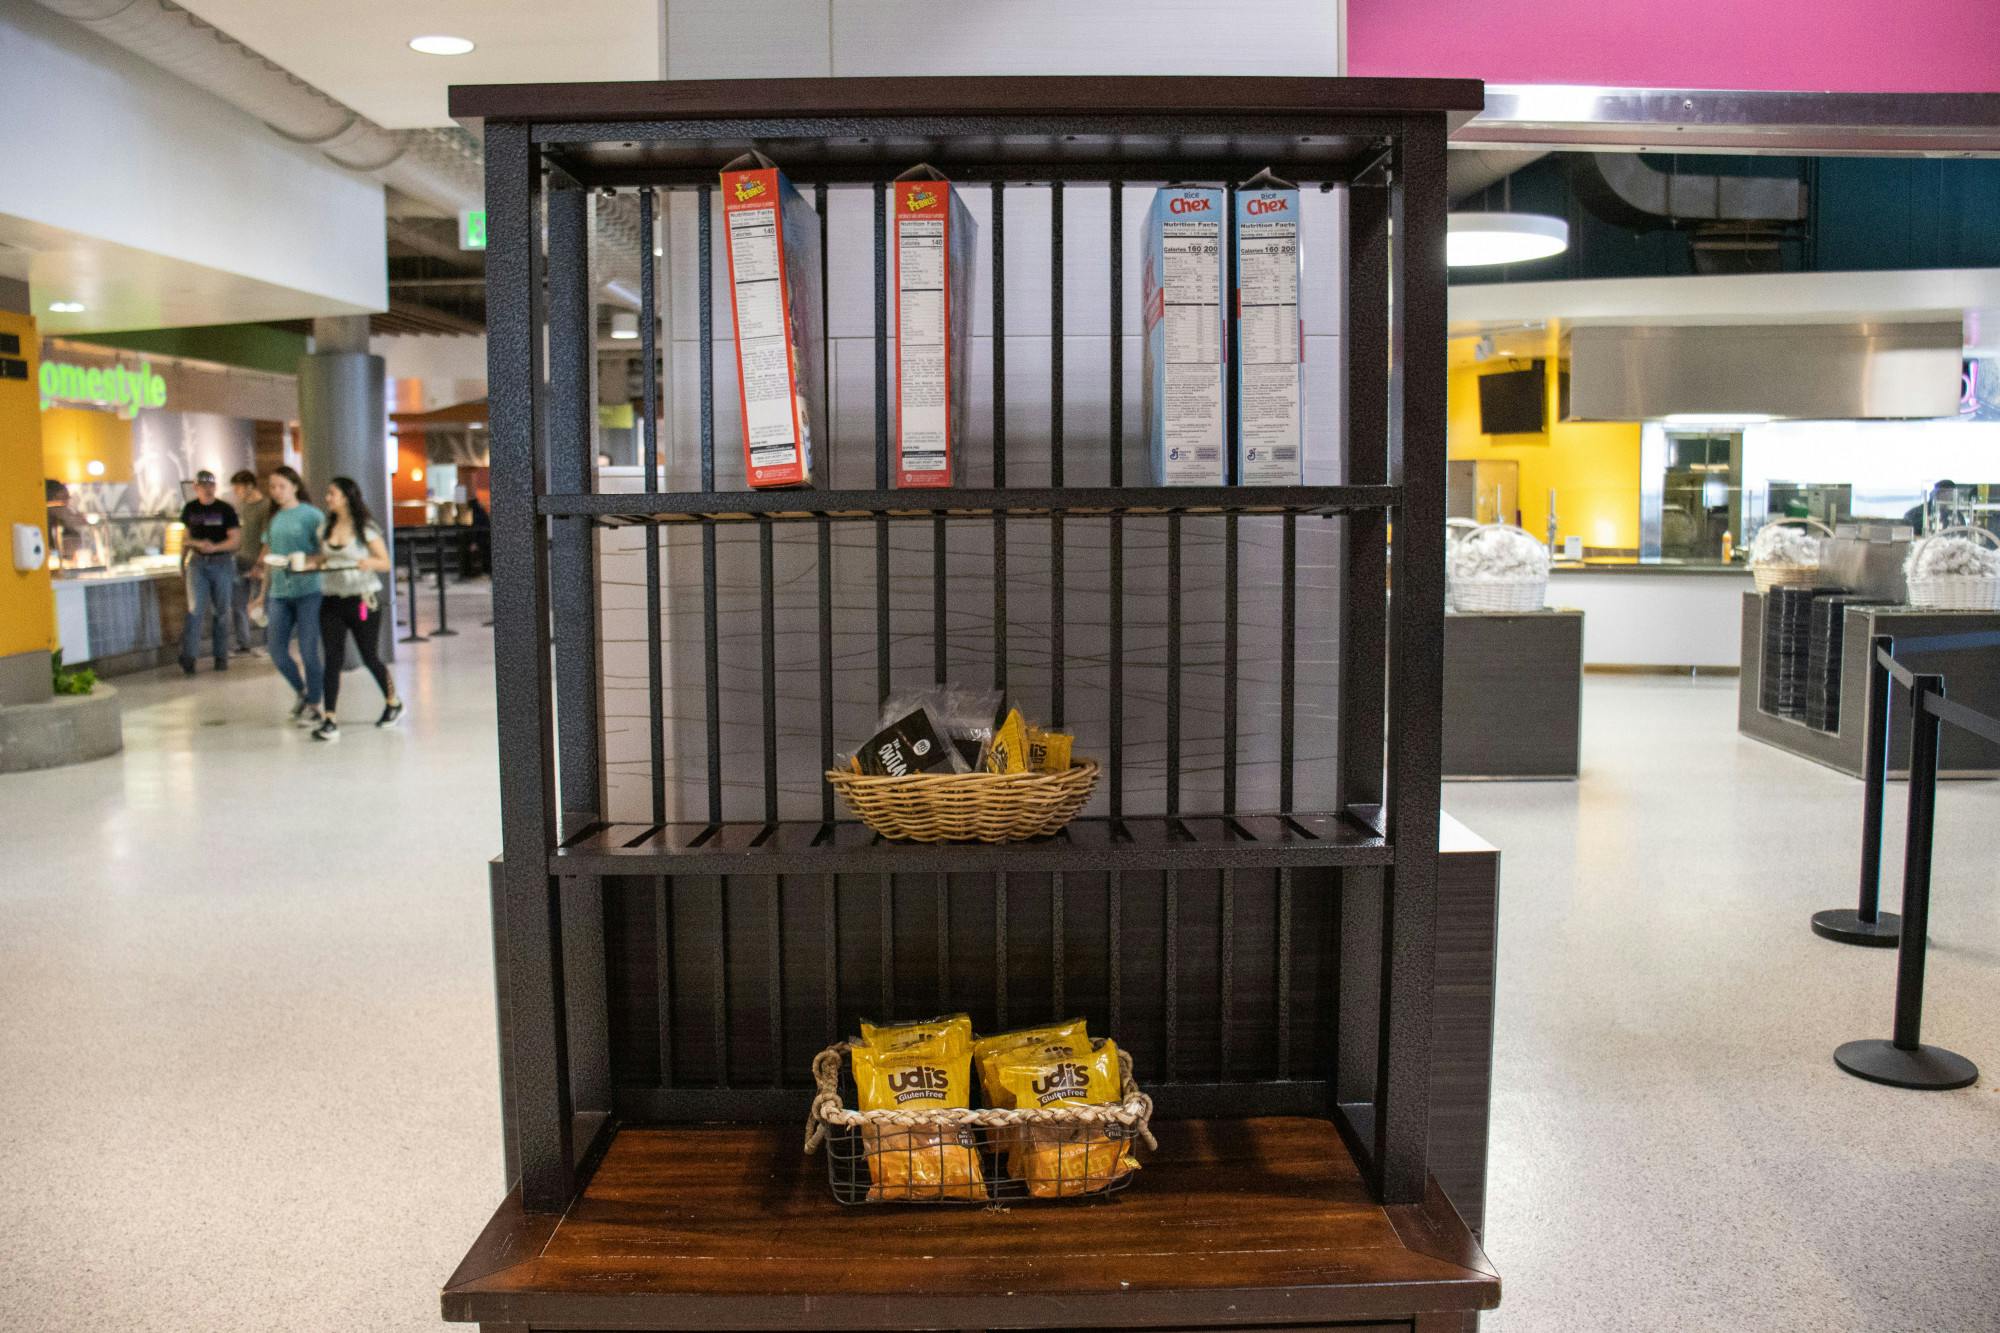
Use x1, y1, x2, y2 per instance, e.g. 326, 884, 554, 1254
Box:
319, 594, 393, 714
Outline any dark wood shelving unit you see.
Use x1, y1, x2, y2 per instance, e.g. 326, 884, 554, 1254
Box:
449, 73, 1490, 1332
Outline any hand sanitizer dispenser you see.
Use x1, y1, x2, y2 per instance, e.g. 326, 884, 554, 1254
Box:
13, 522, 46, 571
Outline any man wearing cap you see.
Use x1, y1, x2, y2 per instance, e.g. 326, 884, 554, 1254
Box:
177, 470, 241, 675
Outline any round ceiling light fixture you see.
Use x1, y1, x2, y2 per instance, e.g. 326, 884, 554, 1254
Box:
1661, 412, 1778, 427
1446, 212, 1569, 268
48, 300, 86, 313
409, 34, 475, 56
609, 311, 639, 341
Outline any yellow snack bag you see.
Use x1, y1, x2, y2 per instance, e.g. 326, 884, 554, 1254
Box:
994, 1039, 1140, 1198
984, 708, 1028, 773
1026, 726, 1074, 773
972, 1019, 1090, 1106
849, 1042, 986, 1201
858, 1012, 971, 1055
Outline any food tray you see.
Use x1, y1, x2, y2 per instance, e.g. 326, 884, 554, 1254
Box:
804, 1040, 1155, 1205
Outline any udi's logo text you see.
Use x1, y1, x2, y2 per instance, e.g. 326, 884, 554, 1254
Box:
888, 1065, 951, 1103
1246, 195, 1289, 215
732, 177, 767, 203
1169, 195, 1212, 214
1030, 1062, 1091, 1106
905, 186, 939, 211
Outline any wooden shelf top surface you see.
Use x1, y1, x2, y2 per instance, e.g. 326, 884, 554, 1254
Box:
444, 1117, 1497, 1329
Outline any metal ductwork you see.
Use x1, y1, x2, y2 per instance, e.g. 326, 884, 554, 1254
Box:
1575, 154, 1807, 274
1447, 149, 1548, 205
1566, 322, 1964, 421
34, 0, 482, 216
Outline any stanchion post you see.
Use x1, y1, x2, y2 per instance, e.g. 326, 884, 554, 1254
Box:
432, 525, 459, 636
1812, 633, 1901, 946
1834, 672, 1978, 1090
399, 531, 426, 644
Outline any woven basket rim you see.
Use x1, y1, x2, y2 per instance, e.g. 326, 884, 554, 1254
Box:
803, 1040, 1157, 1154
827, 758, 1100, 785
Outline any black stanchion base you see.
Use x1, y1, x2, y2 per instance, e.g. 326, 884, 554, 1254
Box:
1834, 1039, 1978, 1090
430, 627, 460, 637
1810, 908, 1903, 948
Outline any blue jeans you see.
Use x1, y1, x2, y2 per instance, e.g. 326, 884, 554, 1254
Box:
266, 591, 324, 705
180, 554, 234, 667
232, 568, 258, 651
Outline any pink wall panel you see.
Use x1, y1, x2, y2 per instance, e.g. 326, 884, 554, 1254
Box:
1347, 0, 2000, 94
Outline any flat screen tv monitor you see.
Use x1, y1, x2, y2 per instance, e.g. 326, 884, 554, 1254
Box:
1478, 361, 1546, 435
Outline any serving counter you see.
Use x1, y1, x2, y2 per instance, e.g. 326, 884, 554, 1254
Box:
1547, 561, 1749, 670
53, 560, 190, 677
1444, 609, 1583, 779
1738, 592, 2000, 778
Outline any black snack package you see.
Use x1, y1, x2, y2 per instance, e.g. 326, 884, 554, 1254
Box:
882, 685, 1006, 769
858, 705, 965, 777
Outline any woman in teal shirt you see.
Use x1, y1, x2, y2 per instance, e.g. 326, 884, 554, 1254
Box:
259, 466, 327, 725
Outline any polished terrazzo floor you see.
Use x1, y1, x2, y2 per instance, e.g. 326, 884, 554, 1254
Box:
2, 609, 1995, 1331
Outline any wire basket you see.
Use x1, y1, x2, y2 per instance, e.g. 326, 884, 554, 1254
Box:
1750, 516, 1833, 594
826, 760, 1100, 843
804, 1041, 1155, 1205
1906, 525, 2000, 611
1449, 575, 1548, 612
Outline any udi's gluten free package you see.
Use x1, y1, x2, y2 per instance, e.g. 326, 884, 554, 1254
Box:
893, 167, 977, 487
1143, 186, 1227, 485
1233, 172, 1304, 485
720, 153, 826, 488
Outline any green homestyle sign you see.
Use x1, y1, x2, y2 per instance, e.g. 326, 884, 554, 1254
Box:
459, 208, 487, 250
39, 359, 168, 418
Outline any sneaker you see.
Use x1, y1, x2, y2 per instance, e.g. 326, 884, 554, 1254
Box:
213, 660, 228, 672
178, 657, 196, 677
294, 704, 324, 728
289, 693, 310, 721
376, 699, 405, 729
310, 718, 340, 743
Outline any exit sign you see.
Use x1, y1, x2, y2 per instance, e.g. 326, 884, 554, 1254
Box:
459, 209, 487, 251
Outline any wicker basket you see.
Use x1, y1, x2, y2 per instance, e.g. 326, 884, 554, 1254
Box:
827, 759, 1100, 843
1450, 575, 1548, 613
1906, 525, 2000, 611
1448, 522, 1549, 612
1750, 516, 1833, 594
804, 1040, 1156, 1204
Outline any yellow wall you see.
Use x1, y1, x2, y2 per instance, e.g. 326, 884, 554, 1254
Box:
1448, 357, 1642, 554
40, 407, 135, 485
0, 310, 54, 660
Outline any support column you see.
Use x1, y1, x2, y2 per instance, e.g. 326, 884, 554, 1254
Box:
298, 316, 396, 662
0, 276, 55, 706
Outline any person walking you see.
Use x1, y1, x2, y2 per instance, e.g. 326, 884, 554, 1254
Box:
260, 466, 327, 726
229, 470, 272, 655
306, 477, 403, 743
176, 469, 240, 675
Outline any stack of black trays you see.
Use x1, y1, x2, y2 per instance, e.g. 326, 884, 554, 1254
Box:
1805, 595, 1880, 732
1761, 587, 1841, 720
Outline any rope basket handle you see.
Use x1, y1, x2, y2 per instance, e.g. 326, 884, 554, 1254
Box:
1910, 524, 2000, 558
803, 1041, 1157, 1155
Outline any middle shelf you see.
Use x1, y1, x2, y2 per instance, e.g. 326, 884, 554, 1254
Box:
553, 809, 1391, 877
540, 483, 1400, 526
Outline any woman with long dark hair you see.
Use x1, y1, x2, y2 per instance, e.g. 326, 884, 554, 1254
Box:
258, 466, 327, 725
305, 476, 403, 742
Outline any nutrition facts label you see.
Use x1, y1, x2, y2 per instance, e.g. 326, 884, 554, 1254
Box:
896, 216, 949, 474
726, 204, 801, 473
1236, 217, 1301, 482
1159, 218, 1224, 482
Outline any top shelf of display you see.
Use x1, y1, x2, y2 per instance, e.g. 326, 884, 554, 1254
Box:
449, 76, 1485, 186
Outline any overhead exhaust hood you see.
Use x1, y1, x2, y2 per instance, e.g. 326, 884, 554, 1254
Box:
1564, 322, 1965, 422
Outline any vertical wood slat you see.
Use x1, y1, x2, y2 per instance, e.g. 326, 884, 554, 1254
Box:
1108, 183, 1124, 816
1340, 178, 1392, 814
698, 184, 722, 824
992, 182, 1008, 694
1377, 120, 1450, 1205
484, 121, 574, 1209
639, 188, 666, 825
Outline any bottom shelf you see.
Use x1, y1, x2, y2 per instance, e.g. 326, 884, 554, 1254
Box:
443, 1117, 1499, 1331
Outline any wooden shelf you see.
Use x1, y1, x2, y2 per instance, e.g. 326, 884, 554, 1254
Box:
541, 484, 1400, 527
442, 1117, 1498, 1330
553, 811, 1392, 877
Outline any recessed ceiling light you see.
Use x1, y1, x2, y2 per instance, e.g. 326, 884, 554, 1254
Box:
409, 34, 475, 56
1446, 213, 1569, 268
1662, 412, 1778, 427
49, 300, 85, 313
